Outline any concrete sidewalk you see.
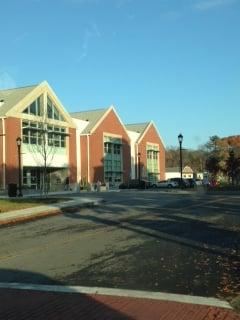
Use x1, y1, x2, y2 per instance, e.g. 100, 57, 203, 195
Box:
0, 283, 239, 320
0, 196, 103, 226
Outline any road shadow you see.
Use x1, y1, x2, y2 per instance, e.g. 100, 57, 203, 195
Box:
61, 204, 240, 260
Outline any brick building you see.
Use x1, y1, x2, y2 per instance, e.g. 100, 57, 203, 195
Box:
0, 81, 165, 192
71, 106, 131, 187
126, 122, 165, 183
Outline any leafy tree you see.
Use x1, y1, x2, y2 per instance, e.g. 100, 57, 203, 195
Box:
225, 150, 240, 185
205, 135, 221, 153
205, 155, 221, 180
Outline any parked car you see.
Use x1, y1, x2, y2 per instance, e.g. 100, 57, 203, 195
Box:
119, 179, 151, 189
169, 177, 189, 188
195, 179, 203, 186
152, 180, 178, 188
186, 178, 196, 188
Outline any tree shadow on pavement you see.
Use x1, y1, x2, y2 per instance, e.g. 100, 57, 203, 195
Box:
62, 207, 240, 260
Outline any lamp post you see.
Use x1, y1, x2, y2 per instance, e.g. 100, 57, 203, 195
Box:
178, 134, 183, 188
16, 137, 23, 197
137, 152, 141, 186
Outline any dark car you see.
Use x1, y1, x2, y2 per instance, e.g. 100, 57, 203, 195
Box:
186, 178, 196, 188
119, 179, 150, 189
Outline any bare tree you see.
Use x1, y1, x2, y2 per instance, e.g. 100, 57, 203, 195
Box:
24, 117, 57, 197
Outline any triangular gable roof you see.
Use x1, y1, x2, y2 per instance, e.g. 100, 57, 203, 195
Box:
0, 85, 38, 117
125, 122, 150, 136
0, 81, 76, 127
70, 108, 108, 134
183, 166, 193, 174
126, 121, 165, 148
71, 106, 130, 138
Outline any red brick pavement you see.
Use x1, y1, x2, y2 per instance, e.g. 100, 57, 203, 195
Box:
0, 288, 239, 320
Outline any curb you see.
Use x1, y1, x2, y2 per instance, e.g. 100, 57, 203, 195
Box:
0, 282, 232, 309
0, 199, 102, 227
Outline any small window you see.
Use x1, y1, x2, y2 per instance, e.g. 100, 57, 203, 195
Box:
23, 107, 29, 114
114, 144, 121, 154
29, 102, 36, 115
104, 142, 112, 154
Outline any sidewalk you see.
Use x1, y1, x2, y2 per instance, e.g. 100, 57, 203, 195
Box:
0, 283, 239, 320
0, 195, 103, 226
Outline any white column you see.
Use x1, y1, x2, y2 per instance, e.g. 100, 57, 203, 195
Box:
87, 134, 90, 183
2, 118, 6, 189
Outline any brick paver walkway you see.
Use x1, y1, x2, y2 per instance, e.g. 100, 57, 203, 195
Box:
0, 288, 239, 320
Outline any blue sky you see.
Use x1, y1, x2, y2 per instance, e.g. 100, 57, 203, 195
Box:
0, 0, 239, 149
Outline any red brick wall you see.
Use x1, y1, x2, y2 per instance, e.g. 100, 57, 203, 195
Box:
5, 117, 21, 185
80, 135, 88, 183
68, 127, 77, 183
0, 119, 3, 188
88, 109, 131, 183
138, 124, 165, 181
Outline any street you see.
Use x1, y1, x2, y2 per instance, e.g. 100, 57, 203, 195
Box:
0, 190, 239, 300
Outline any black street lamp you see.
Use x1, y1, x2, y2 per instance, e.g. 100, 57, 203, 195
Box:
137, 152, 141, 186
178, 133, 183, 188
16, 137, 23, 197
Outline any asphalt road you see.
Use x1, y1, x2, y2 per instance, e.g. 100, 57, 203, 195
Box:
0, 189, 239, 300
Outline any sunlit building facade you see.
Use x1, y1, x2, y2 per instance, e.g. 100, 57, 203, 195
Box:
0, 81, 165, 192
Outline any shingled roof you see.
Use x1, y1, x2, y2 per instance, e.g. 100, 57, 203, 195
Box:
0, 85, 38, 117
125, 122, 150, 135
70, 108, 109, 134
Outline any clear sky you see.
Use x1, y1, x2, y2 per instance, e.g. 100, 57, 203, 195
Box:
0, 0, 239, 149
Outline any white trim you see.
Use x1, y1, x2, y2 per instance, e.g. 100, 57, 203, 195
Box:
76, 128, 81, 183
151, 121, 166, 149
146, 142, 159, 147
0, 283, 232, 309
90, 106, 130, 140
1, 118, 6, 189
146, 142, 160, 180
6, 81, 76, 129
137, 122, 152, 144
110, 105, 131, 139
89, 107, 112, 134
87, 134, 90, 183
103, 132, 122, 139
137, 121, 166, 149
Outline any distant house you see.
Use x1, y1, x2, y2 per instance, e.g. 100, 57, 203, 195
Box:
166, 166, 194, 180
165, 167, 180, 180
196, 172, 204, 180
182, 166, 193, 179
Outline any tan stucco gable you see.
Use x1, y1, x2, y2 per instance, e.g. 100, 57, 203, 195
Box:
6, 81, 76, 128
